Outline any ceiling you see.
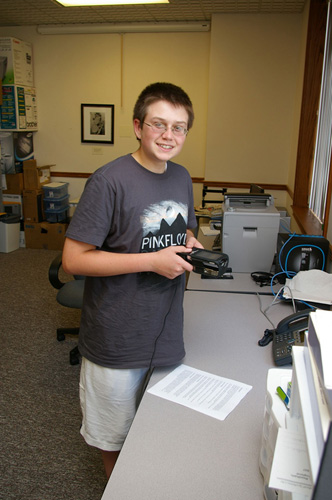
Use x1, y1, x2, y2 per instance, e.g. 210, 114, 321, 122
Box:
0, 0, 307, 27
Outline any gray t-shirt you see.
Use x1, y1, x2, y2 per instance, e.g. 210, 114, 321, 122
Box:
66, 154, 197, 368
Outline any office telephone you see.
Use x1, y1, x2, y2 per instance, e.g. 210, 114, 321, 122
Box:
272, 310, 311, 366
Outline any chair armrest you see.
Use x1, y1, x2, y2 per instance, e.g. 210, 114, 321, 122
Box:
49, 253, 65, 290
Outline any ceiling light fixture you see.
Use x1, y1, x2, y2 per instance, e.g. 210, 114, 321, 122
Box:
55, 1, 169, 6
37, 21, 210, 34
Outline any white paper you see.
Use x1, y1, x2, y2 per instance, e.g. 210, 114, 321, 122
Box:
147, 364, 252, 421
269, 428, 313, 496
312, 310, 332, 389
284, 270, 332, 305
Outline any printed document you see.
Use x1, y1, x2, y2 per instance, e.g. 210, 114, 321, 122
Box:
147, 364, 252, 421
269, 428, 313, 496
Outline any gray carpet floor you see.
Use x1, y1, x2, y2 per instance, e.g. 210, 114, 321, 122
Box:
0, 248, 106, 500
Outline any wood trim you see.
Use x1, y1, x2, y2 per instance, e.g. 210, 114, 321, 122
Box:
191, 177, 205, 183
52, 170, 330, 250
192, 179, 288, 191
51, 171, 290, 194
51, 171, 91, 178
292, 205, 323, 235
293, 0, 327, 207
50, 170, 323, 234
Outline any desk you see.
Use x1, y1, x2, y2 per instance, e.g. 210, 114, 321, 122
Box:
102, 291, 291, 500
187, 269, 280, 295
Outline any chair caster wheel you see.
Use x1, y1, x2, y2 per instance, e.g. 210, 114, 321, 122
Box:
70, 346, 80, 365
57, 333, 65, 342
70, 354, 80, 365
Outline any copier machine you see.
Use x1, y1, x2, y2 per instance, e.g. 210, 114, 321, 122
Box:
221, 193, 280, 273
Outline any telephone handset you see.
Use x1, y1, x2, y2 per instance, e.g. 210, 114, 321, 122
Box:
272, 310, 311, 366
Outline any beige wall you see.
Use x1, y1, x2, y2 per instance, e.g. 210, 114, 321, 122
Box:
0, 26, 210, 200
0, 10, 307, 209
205, 13, 307, 187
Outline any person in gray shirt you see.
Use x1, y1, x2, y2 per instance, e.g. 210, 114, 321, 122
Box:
62, 82, 203, 478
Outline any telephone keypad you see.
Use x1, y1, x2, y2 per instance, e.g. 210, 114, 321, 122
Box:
273, 331, 304, 366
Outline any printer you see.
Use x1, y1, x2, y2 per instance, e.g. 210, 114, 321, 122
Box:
221, 193, 280, 272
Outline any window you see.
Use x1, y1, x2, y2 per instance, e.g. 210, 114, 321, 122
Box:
309, 1, 332, 225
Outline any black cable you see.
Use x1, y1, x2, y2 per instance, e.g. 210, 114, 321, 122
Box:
148, 282, 179, 371
138, 281, 180, 403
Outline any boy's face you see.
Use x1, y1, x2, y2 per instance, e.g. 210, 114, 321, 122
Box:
133, 100, 188, 171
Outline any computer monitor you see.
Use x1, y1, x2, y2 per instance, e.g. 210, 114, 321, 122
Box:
275, 233, 330, 283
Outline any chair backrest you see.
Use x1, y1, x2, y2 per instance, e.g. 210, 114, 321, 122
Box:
49, 252, 85, 309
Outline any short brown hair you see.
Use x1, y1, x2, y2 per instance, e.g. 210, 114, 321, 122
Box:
133, 82, 194, 130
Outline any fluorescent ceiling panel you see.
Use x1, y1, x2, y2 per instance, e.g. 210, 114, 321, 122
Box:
56, 1, 169, 6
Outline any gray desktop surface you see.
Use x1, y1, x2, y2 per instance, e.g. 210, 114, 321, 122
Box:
102, 291, 292, 500
186, 269, 280, 295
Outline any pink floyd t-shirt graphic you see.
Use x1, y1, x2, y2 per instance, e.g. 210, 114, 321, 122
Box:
140, 200, 188, 253
138, 200, 189, 286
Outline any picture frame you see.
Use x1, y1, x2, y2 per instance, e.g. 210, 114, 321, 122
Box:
81, 104, 114, 144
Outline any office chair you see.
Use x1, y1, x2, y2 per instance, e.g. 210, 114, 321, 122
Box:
48, 253, 85, 365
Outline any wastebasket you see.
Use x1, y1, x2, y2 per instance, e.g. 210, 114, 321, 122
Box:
0, 214, 21, 253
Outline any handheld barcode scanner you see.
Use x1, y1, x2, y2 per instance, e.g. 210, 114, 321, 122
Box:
178, 248, 230, 279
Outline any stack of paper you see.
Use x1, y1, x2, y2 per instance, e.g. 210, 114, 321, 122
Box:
307, 310, 332, 416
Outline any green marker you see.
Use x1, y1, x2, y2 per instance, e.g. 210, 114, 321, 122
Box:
277, 386, 290, 410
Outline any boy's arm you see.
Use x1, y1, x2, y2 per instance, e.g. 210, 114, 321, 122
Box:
62, 237, 194, 280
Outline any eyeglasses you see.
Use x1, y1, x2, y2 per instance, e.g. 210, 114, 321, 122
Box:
143, 121, 188, 137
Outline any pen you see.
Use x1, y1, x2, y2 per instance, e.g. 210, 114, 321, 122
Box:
276, 386, 290, 410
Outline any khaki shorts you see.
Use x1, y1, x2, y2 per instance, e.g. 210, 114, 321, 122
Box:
79, 357, 149, 451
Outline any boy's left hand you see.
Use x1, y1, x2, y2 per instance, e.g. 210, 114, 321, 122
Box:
186, 232, 204, 251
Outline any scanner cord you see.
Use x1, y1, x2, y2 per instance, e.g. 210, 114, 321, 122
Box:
137, 284, 178, 404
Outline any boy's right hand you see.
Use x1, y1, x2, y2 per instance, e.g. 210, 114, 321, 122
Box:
151, 246, 193, 279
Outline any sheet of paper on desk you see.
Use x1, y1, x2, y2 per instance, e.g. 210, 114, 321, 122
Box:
269, 427, 312, 497
147, 364, 252, 421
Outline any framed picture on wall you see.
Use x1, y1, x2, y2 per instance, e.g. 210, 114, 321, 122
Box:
81, 104, 114, 144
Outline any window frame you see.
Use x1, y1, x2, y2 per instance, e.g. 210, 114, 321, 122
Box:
292, 0, 330, 237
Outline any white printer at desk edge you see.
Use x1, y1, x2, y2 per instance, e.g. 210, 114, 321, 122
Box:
222, 194, 280, 273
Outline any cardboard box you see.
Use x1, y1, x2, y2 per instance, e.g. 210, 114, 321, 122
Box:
3, 173, 24, 193
3, 193, 23, 218
0, 85, 37, 131
24, 222, 68, 250
23, 160, 52, 189
23, 189, 44, 222
0, 37, 34, 86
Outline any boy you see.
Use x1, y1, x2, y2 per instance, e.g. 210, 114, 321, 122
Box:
62, 82, 203, 477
